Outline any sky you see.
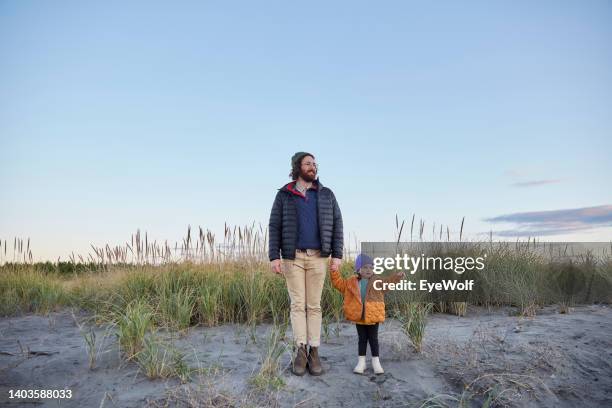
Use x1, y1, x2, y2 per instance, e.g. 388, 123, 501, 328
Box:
1, 0, 611, 262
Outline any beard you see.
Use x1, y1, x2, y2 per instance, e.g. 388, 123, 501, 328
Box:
299, 169, 317, 182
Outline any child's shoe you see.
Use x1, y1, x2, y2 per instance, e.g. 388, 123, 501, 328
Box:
353, 356, 366, 374
371, 356, 384, 374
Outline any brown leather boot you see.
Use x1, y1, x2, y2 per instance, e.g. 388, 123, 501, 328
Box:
307, 346, 323, 376
292, 343, 308, 376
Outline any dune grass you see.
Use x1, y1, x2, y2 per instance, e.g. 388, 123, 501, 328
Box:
135, 334, 191, 382
1, 222, 611, 385
250, 323, 290, 391
115, 299, 154, 360
396, 302, 433, 353
0, 267, 67, 315
1, 245, 610, 323
3, 219, 610, 322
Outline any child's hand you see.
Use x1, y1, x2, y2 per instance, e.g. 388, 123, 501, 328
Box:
395, 271, 406, 279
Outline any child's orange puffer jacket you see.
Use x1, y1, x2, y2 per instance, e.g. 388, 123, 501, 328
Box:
330, 269, 402, 324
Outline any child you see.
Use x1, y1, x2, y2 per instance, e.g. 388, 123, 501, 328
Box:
330, 253, 405, 374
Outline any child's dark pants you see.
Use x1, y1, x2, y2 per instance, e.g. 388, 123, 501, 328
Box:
356, 323, 379, 357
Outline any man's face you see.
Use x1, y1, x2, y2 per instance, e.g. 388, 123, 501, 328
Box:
359, 264, 374, 279
299, 156, 317, 182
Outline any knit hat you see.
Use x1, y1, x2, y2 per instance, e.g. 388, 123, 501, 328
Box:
355, 254, 373, 272
291, 152, 313, 168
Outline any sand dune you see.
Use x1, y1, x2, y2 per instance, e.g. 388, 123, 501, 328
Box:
1, 305, 611, 407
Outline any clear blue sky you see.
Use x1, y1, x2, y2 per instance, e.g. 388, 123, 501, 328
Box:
1, 1, 611, 261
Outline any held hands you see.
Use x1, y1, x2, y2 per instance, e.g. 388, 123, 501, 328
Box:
330, 257, 341, 273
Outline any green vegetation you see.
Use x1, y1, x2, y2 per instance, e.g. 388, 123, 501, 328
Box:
115, 299, 154, 360
135, 334, 191, 382
1, 222, 611, 386
249, 324, 289, 391
1, 242, 610, 323
396, 302, 433, 353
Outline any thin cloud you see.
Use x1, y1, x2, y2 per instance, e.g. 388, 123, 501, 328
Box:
510, 179, 563, 188
484, 205, 612, 237
503, 169, 527, 178
491, 225, 597, 237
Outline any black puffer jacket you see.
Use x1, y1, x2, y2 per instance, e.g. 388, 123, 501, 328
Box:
268, 179, 343, 261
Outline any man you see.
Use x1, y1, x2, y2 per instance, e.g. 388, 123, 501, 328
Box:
269, 152, 343, 376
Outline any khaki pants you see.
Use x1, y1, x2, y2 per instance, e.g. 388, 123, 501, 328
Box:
282, 249, 328, 347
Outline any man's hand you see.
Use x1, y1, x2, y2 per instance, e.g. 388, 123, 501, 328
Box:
270, 259, 282, 275
330, 257, 342, 272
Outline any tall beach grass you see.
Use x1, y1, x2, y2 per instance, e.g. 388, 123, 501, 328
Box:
1, 220, 610, 326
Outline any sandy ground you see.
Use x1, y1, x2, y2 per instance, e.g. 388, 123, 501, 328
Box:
1, 305, 611, 407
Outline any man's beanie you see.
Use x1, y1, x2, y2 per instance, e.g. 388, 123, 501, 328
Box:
291, 152, 313, 168
355, 254, 374, 272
